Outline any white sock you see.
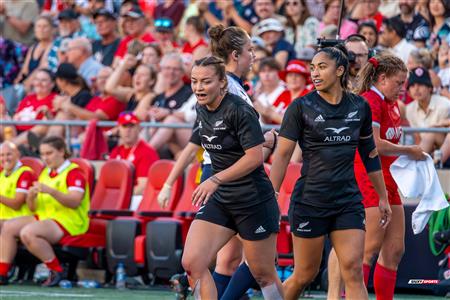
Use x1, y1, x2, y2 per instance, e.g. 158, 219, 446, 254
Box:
261, 282, 283, 300
193, 280, 201, 300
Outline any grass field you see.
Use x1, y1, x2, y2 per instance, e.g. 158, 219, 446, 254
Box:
0, 284, 445, 300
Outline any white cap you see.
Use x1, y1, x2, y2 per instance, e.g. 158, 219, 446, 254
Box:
254, 18, 284, 36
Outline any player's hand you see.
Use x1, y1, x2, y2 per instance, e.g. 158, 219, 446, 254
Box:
192, 178, 219, 207
157, 183, 172, 208
29, 185, 39, 198
407, 145, 427, 161
34, 182, 53, 195
378, 197, 391, 229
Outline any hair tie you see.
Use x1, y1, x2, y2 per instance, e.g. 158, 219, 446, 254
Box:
369, 57, 379, 68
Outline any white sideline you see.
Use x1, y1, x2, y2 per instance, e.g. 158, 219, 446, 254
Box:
0, 290, 93, 298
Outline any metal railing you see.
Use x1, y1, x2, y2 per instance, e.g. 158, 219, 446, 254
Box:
2, 119, 450, 147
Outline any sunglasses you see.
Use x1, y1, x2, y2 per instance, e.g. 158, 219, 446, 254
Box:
286, 1, 299, 6
154, 19, 172, 28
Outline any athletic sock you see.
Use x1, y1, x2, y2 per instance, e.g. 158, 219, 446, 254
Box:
363, 263, 371, 287
261, 282, 283, 300
0, 262, 11, 277
212, 271, 231, 299
221, 263, 258, 300
44, 257, 63, 273
373, 262, 396, 300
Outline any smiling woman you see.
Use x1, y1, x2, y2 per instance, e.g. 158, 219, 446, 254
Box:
269, 46, 391, 300
179, 56, 283, 299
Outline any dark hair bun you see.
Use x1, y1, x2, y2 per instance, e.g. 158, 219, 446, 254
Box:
208, 24, 226, 41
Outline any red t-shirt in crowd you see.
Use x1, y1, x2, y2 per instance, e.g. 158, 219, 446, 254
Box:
85, 96, 126, 120
16, 170, 34, 193
14, 93, 57, 131
181, 39, 208, 62
115, 33, 156, 58
271, 88, 311, 124
109, 140, 159, 179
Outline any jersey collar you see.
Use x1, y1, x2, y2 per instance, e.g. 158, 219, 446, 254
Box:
5, 161, 23, 177
227, 72, 244, 88
49, 159, 71, 175
370, 86, 385, 101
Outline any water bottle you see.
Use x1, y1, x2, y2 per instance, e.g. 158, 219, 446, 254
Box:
87, 280, 101, 288
59, 280, 73, 288
434, 149, 443, 169
70, 137, 81, 158
115, 263, 127, 289
77, 280, 90, 288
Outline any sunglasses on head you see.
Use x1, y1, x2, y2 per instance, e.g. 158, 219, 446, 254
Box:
154, 19, 172, 28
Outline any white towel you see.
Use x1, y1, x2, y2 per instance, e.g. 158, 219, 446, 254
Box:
390, 154, 449, 234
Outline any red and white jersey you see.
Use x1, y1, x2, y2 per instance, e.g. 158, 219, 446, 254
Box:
361, 86, 402, 167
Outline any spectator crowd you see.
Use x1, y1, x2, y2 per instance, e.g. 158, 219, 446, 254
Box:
0, 0, 450, 176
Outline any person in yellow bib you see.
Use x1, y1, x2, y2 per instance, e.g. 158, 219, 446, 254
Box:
0, 136, 89, 287
0, 142, 35, 229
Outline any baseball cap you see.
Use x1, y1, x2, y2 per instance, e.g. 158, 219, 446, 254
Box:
55, 63, 78, 81
122, 5, 144, 19
118, 112, 140, 126
412, 26, 431, 42
286, 60, 309, 76
58, 9, 79, 20
93, 8, 117, 20
254, 18, 284, 36
281, 60, 311, 82
407, 67, 432, 88
154, 18, 174, 32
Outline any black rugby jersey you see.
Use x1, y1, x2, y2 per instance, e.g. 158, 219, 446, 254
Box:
190, 93, 275, 208
280, 90, 373, 207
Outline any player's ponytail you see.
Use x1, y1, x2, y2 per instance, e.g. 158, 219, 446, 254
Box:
207, 25, 249, 63
355, 54, 407, 94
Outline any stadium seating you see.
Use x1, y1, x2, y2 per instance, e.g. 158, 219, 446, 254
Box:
20, 156, 45, 176
143, 163, 201, 282
105, 160, 183, 278
70, 158, 95, 196
56, 159, 135, 279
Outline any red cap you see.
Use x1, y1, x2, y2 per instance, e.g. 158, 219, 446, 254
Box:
118, 112, 140, 126
285, 60, 309, 76
280, 60, 311, 83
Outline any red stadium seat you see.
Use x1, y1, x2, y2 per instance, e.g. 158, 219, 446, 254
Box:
159, 163, 200, 243
70, 158, 95, 196
141, 163, 200, 281
91, 160, 135, 213
277, 162, 302, 267
137, 159, 184, 215
278, 162, 302, 215
20, 157, 45, 176
57, 160, 135, 277
105, 160, 183, 277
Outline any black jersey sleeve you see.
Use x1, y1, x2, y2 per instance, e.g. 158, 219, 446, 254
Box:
235, 104, 265, 150
358, 99, 381, 173
359, 100, 373, 138
279, 101, 303, 142
189, 117, 201, 146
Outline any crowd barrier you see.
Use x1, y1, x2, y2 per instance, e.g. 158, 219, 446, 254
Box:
2, 119, 449, 146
